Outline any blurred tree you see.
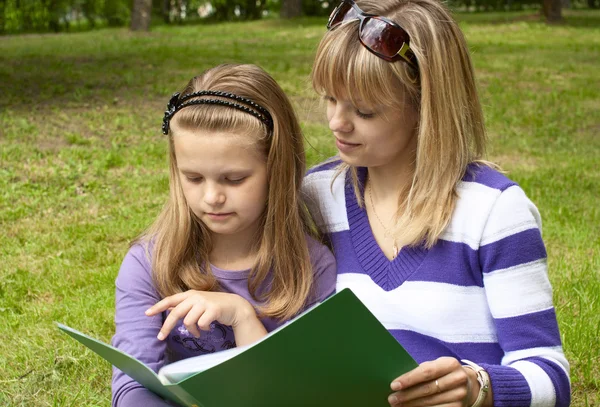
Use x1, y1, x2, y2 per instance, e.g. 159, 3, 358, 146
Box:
303, 0, 334, 16
281, 0, 301, 17
159, 0, 169, 23
45, 0, 71, 32
0, 0, 5, 33
131, 0, 152, 29
243, 0, 261, 19
212, 0, 238, 20
105, 0, 130, 26
208, 0, 265, 21
81, 0, 103, 27
542, 0, 563, 22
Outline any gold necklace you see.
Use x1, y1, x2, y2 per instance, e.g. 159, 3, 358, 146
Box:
367, 181, 399, 259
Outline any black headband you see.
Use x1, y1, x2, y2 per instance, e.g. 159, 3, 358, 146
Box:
161, 90, 274, 135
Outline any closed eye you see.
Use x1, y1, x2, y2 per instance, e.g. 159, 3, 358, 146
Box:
356, 109, 375, 119
226, 177, 246, 185
186, 176, 203, 183
325, 95, 374, 119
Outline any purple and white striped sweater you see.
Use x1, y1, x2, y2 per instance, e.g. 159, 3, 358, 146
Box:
302, 160, 570, 407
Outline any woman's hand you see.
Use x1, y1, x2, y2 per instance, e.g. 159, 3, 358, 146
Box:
388, 357, 480, 407
145, 290, 267, 346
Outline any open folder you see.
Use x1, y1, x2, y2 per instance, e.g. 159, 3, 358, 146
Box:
57, 288, 418, 407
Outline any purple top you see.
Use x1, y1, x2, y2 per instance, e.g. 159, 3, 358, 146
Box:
111, 236, 336, 406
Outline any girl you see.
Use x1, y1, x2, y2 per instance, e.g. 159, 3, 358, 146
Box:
302, 1, 570, 406
112, 64, 336, 406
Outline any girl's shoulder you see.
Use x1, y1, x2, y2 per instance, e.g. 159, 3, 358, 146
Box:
116, 240, 154, 285
304, 234, 336, 302
125, 239, 153, 263
305, 234, 333, 260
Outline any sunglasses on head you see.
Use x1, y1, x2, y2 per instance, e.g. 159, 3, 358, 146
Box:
327, 0, 417, 67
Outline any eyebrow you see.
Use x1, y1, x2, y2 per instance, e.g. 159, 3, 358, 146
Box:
179, 169, 250, 176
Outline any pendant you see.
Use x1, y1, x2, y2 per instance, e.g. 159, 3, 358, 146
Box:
392, 243, 399, 259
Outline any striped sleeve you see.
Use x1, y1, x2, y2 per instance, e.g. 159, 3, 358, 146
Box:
479, 185, 570, 407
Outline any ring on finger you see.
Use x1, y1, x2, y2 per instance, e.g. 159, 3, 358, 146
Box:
435, 379, 441, 393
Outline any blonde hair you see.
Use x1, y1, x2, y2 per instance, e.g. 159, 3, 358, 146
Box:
312, 0, 489, 249
139, 64, 315, 321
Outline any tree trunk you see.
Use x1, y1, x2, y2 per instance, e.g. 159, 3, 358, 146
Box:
46, 0, 62, 32
131, 0, 153, 31
162, 0, 170, 23
0, 0, 5, 33
245, 0, 261, 20
542, 0, 563, 23
281, 0, 302, 18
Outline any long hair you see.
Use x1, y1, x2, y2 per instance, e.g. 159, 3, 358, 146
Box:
312, 0, 488, 249
139, 64, 315, 320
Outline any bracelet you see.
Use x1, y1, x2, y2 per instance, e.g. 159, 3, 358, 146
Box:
461, 359, 490, 407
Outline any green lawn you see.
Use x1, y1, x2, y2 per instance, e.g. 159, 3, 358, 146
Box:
1, 9, 599, 407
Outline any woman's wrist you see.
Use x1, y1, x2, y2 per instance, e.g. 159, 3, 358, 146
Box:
463, 364, 480, 406
461, 360, 492, 407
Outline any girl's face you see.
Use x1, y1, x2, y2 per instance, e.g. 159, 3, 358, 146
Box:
174, 129, 268, 241
325, 92, 419, 170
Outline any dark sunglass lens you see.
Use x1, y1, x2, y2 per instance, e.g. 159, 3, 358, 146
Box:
361, 18, 408, 58
328, 1, 358, 28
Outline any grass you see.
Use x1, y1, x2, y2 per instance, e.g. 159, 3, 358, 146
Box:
1, 8, 599, 407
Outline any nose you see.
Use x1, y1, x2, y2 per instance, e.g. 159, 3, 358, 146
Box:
328, 104, 353, 134
203, 182, 225, 207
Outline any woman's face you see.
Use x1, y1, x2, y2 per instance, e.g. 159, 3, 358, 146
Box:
325, 92, 419, 171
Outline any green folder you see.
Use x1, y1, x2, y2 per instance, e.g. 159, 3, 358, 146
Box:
57, 288, 418, 407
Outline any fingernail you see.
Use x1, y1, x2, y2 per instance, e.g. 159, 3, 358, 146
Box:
391, 381, 402, 391
145, 309, 151, 315
388, 395, 398, 405
157, 332, 165, 340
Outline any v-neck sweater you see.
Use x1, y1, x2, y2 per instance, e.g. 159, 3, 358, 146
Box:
302, 159, 570, 407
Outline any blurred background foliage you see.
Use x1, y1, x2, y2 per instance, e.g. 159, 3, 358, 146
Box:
1, 0, 596, 34
0, 0, 324, 34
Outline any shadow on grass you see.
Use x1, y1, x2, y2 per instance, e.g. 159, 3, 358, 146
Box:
561, 10, 600, 27
0, 52, 229, 111
0, 36, 313, 112
1, 9, 597, 114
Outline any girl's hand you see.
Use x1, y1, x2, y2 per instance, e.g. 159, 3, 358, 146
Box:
145, 290, 265, 345
388, 357, 480, 407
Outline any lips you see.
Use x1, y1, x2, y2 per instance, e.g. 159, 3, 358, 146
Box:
206, 212, 233, 220
335, 137, 361, 153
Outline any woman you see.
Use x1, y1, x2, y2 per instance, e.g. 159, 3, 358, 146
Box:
302, 1, 570, 406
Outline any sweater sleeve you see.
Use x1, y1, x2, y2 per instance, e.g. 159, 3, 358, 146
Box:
478, 185, 570, 407
111, 244, 172, 407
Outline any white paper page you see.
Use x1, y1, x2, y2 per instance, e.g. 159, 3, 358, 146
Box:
158, 345, 249, 384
